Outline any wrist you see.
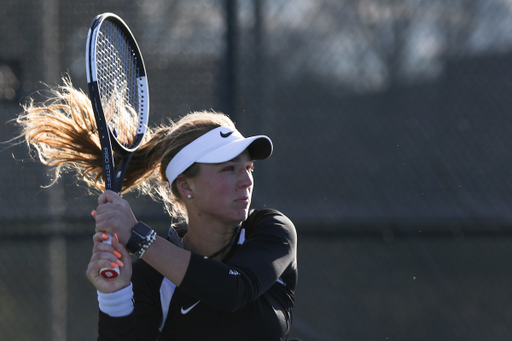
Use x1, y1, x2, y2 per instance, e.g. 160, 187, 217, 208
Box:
97, 283, 134, 317
126, 221, 157, 258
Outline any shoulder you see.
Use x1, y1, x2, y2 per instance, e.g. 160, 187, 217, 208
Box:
245, 208, 294, 226
243, 209, 296, 242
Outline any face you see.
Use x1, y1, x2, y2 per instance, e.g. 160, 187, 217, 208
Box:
186, 150, 254, 226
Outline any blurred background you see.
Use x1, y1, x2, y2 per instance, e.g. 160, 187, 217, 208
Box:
2, 0, 512, 340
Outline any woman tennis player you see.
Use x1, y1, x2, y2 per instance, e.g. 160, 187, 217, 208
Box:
16, 80, 299, 341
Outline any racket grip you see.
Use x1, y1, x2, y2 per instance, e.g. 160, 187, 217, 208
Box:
99, 233, 120, 279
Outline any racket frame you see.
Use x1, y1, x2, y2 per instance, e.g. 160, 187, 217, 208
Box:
86, 12, 149, 193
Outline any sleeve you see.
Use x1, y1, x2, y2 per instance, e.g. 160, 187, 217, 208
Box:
178, 209, 297, 312
98, 311, 135, 341
97, 260, 164, 341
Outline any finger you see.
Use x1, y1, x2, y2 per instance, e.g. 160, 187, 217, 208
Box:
87, 258, 120, 278
92, 235, 117, 254
98, 190, 120, 205
94, 212, 113, 231
92, 234, 125, 265
94, 201, 127, 224
112, 235, 130, 261
98, 191, 109, 205
92, 232, 112, 243
94, 210, 124, 235
94, 202, 112, 219
92, 241, 115, 256
90, 240, 125, 267
94, 220, 120, 237
94, 215, 136, 246
90, 250, 119, 265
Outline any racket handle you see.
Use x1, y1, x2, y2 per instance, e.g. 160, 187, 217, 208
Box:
99, 233, 120, 279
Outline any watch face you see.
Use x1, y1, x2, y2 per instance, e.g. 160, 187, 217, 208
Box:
127, 222, 152, 253
134, 222, 152, 237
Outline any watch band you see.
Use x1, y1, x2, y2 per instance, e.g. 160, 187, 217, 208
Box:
136, 230, 157, 259
126, 222, 154, 254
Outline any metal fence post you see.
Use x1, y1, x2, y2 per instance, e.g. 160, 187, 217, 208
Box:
42, 0, 66, 340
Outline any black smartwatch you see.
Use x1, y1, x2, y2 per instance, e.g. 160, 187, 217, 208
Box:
126, 222, 153, 254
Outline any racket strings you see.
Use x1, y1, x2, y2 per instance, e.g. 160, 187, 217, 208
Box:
105, 82, 139, 147
96, 20, 140, 149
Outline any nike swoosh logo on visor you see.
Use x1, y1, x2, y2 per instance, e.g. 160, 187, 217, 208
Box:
220, 131, 233, 138
181, 301, 200, 314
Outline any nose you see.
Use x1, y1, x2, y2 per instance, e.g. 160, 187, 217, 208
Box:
238, 168, 253, 188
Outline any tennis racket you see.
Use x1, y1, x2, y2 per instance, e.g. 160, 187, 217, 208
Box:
86, 13, 150, 278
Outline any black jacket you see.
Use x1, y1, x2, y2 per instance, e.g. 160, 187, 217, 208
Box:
98, 209, 298, 341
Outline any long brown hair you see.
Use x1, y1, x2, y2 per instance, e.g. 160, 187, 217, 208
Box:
15, 77, 235, 220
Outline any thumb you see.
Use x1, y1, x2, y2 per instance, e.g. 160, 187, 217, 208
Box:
98, 190, 120, 205
111, 234, 132, 284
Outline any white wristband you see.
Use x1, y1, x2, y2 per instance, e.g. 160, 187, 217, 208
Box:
97, 283, 134, 317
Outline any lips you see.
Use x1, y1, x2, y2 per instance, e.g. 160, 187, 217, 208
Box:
235, 196, 250, 205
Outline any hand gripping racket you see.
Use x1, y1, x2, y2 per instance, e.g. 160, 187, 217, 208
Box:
86, 13, 150, 278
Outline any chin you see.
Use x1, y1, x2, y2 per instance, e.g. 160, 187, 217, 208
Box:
231, 208, 249, 223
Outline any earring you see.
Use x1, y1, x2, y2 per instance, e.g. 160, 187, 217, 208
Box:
187, 194, 192, 199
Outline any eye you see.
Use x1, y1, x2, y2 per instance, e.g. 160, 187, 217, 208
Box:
247, 164, 254, 172
222, 165, 235, 172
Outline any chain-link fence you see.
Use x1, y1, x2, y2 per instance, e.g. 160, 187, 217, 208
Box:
2, 0, 512, 340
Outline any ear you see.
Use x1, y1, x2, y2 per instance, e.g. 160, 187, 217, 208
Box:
176, 176, 193, 199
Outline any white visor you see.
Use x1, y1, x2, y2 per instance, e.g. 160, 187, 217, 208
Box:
165, 126, 273, 184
